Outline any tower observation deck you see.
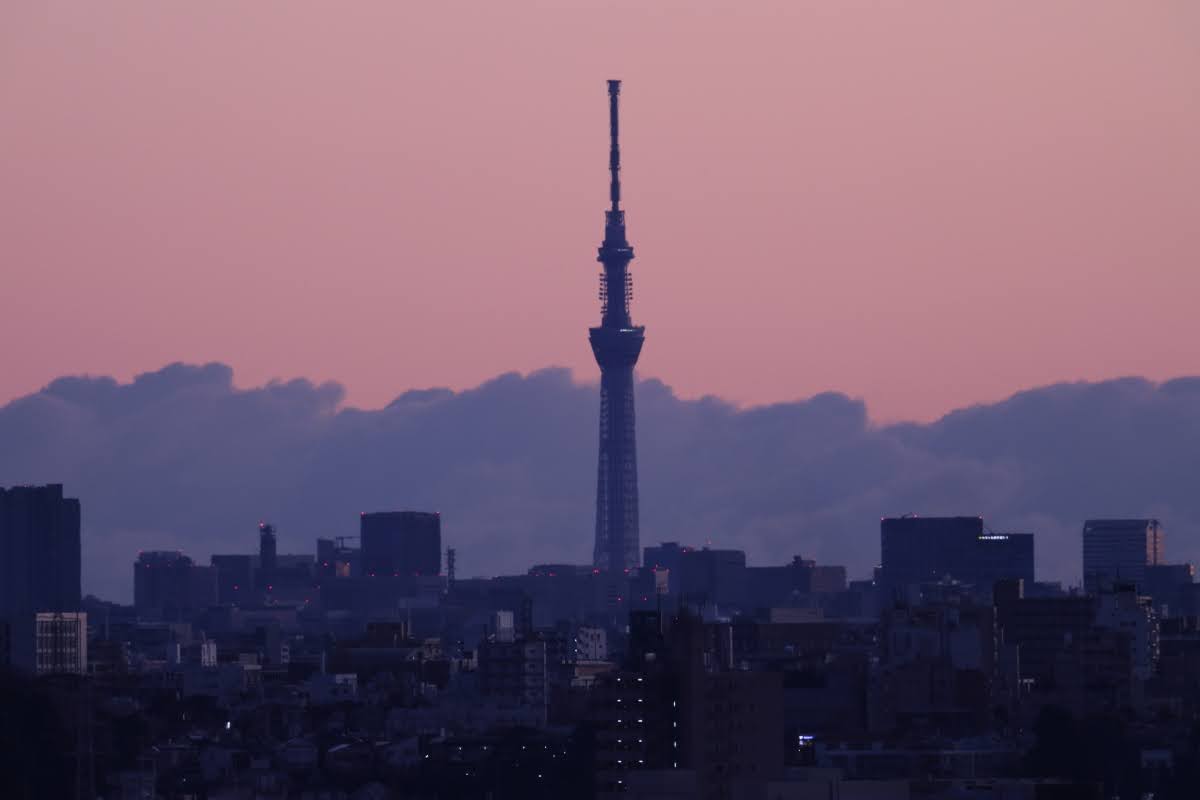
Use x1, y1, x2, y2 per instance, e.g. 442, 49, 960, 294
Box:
590, 79, 645, 572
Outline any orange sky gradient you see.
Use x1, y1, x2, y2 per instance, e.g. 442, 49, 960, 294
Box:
2, 1, 1198, 422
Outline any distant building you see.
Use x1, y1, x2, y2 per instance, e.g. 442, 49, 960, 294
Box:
317, 537, 360, 579
0, 484, 82, 671
134, 550, 218, 620
1082, 519, 1163, 593
361, 511, 441, 577
211, 553, 254, 605
1144, 563, 1196, 617
643, 542, 747, 607
879, 516, 1034, 602
743, 556, 848, 610
35, 611, 87, 675
259, 522, 278, 577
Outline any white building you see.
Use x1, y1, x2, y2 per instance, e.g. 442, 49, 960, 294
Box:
35, 612, 87, 675
576, 625, 608, 661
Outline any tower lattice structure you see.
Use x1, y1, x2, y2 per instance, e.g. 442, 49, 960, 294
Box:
590, 80, 645, 572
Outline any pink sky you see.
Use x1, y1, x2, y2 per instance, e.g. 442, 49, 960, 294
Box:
2, 2, 1197, 422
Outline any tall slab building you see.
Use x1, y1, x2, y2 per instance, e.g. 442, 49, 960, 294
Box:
0, 483, 81, 671
590, 80, 645, 572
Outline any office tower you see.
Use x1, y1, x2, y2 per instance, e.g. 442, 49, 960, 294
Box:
1082, 519, 1164, 593
134, 550, 218, 620
360, 511, 441, 576
590, 80, 645, 572
879, 516, 1034, 601
35, 611, 87, 675
0, 484, 82, 672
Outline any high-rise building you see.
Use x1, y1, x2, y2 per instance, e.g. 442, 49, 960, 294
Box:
1082, 519, 1164, 593
590, 80, 645, 573
879, 516, 1034, 602
0, 484, 82, 672
360, 511, 441, 577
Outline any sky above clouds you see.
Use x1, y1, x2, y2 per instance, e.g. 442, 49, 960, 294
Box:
2, 2, 1199, 422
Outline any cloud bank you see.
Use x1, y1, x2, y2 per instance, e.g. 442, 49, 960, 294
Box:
2, 363, 1196, 602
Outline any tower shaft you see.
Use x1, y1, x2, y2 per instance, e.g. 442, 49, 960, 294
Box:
590, 79, 644, 572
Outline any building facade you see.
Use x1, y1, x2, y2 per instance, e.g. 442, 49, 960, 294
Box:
360, 511, 441, 577
1083, 519, 1164, 593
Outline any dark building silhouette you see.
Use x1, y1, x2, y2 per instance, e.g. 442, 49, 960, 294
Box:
0, 483, 81, 671
1143, 563, 1195, 616
360, 511, 441, 577
879, 516, 1034, 602
211, 553, 254, 605
590, 79, 645, 572
133, 550, 217, 620
643, 542, 747, 607
259, 521, 277, 577
1082, 518, 1163, 593
994, 579, 1088, 687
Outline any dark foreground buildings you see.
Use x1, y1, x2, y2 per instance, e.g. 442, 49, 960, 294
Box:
10, 496, 1200, 798
590, 79, 645, 573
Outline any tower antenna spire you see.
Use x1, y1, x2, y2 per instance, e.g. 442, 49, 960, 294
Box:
608, 79, 622, 213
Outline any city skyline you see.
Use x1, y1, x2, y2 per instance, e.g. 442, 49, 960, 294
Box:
6, 361, 1200, 603
3, 3, 1199, 422
4, 5, 1198, 799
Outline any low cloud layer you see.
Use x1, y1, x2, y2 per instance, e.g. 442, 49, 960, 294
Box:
2, 363, 1196, 602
